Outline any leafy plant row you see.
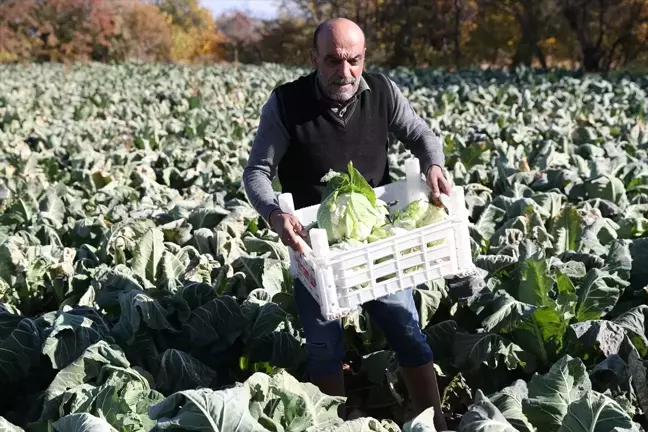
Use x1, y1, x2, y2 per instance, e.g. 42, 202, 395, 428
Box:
0, 62, 647, 430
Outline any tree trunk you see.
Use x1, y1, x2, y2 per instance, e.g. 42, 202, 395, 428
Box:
535, 43, 548, 70
581, 46, 602, 71
390, 0, 414, 67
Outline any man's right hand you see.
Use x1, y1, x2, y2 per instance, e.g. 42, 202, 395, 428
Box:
269, 210, 308, 253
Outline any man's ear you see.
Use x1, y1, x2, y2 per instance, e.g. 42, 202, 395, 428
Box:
309, 49, 317, 68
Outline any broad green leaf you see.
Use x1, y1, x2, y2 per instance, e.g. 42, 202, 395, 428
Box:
40, 341, 131, 420
0, 313, 41, 382
112, 289, 177, 345
182, 295, 247, 350
575, 269, 625, 322
453, 331, 528, 371
192, 227, 220, 256
457, 390, 517, 432
490, 218, 526, 251
0, 417, 25, 431
550, 206, 583, 254
474, 255, 517, 274
602, 240, 633, 279
475, 204, 507, 244
159, 218, 193, 246
585, 175, 629, 208
52, 413, 118, 432
565, 321, 631, 359
170, 282, 218, 322
506, 198, 550, 222
231, 257, 286, 297
360, 350, 398, 386
327, 418, 402, 431
630, 238, 648, 290
187, 205, 229, 230
558, 392, 638, 432
413, 283, 445, 329
263, 369, 347, 430
423, 320, 458, 363
38, 189, 66, 228
241, 297, 288, 340
131, 228, 165, 284
555, 271, 578, 321
488, 380, 534, 432
156, 349, 218, 394
613, 305, 648, 357
150, 386, 266, 431
628, 349, 648, 421
243, 235, 289, 261
512, 307, 566, 367
469, 290, 534, 333
523, 355, 592, 431
40, 308, 114, 369
402, 407, 437, 432
44, 361, 163, 430
156, 250, 185, 286
261, 331, 305, 370
517, 252, 555, 308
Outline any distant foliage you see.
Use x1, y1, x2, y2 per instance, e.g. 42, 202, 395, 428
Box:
0, 0, 647, 72
0, 0, 223, 64
233, 0, 648, 72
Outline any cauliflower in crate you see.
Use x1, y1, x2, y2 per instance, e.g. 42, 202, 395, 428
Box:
316, 161, 390, 244
365, 193, 450, 282
307, 161, 451, 289
393, 194, 449, 248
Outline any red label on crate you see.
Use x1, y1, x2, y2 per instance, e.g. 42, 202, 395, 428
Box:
297, 258, 316, 288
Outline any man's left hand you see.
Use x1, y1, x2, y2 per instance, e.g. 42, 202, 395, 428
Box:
426, 165, 451, 207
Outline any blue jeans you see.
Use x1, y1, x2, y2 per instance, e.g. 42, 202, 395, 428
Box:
293, 278, 434, 379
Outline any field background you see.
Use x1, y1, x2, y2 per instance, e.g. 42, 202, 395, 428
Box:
1, 1, 648, 431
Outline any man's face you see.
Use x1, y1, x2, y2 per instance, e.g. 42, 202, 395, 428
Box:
311, 30, 365, 103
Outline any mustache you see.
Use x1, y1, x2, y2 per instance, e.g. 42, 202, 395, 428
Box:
329, 76, 356, 85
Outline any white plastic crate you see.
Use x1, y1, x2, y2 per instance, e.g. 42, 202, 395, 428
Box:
278, 158, 477, 321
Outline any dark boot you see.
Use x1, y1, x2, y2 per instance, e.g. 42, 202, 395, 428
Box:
311, 369, 347, 419
400, 360, 447, 430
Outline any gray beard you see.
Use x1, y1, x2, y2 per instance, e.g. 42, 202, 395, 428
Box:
316, 71, 359, 104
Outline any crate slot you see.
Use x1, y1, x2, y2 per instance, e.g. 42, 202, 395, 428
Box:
328, 221, 452, 270
339, 260, 454, 305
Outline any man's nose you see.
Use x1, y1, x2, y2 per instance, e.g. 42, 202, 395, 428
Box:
338, 60, 352, 78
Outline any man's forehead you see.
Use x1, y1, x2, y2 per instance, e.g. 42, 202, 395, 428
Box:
318, 36, 365, 58
323, 47, 364, 60
316, 23, 365, 56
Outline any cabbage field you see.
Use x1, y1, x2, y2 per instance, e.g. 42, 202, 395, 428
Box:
1, 62, 648, 431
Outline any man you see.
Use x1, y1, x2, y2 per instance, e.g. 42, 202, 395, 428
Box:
243, 17, 450, 430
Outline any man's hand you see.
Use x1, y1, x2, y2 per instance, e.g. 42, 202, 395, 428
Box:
269, 210, 308, 253
426, 165, 451, 207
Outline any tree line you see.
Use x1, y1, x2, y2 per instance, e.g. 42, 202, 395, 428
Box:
0, 0, 225, 64
1, 0, 647, 72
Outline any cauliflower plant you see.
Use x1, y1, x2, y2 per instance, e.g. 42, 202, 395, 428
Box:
316, 162, 389, 244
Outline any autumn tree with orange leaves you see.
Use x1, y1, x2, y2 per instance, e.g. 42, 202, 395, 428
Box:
153, 0, 225, 63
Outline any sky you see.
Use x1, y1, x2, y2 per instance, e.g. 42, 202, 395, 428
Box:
200, 0, 280, 19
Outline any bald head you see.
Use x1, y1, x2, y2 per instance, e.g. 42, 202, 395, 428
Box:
313, 18, 365, 52
310, 18, 366, 103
